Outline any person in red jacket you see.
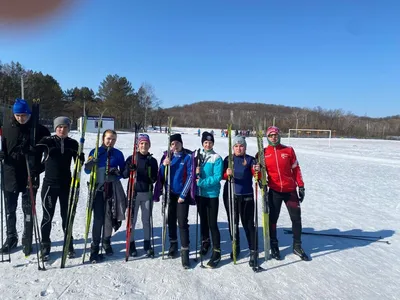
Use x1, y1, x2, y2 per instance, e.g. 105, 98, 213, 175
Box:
263, 126, 309, 261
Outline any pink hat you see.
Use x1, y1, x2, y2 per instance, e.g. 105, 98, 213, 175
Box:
138, 134, 151, 147
267, 126, 280, 136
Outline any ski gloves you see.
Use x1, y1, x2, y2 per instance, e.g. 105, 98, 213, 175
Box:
298, 187, 305, 202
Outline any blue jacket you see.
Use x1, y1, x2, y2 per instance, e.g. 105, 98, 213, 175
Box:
84, 145, 125, 185
196, 149, 223, 198
223, 154, 257, 195
159, 149, 193, 200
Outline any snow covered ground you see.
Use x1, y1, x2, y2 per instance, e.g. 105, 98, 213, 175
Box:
0, 127, 398, 300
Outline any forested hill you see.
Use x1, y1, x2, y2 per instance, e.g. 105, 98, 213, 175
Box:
163, 101, 400, 139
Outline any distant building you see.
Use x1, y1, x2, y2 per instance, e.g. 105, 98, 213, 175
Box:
77, 115, 115, 133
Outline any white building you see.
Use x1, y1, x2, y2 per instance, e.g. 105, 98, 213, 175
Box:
77, 115, 115, 133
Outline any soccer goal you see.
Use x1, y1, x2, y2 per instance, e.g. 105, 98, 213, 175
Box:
288, 129, 332, 147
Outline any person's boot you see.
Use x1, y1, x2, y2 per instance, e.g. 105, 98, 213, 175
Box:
144, 240, 154, 258
206, 249, 221, 269
200, 238, 210, 256
271, 242, 281, 260
168, 241, 178, 258
129, 241, 137, 257
249, 250, 258, 268
89, 243, 100, 263
0, 236, 18, 253
293, 243, 310, 261
102, 238, 113, 256
40, 242, 51, 261
180, 247, 190, 269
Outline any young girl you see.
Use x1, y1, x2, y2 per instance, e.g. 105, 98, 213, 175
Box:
123, 134, 158, 257
84, 129, 126, 263
223, 135, 260, 267
195, 131, 223, 268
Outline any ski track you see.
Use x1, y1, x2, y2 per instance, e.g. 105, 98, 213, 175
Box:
0, 129, 398, 299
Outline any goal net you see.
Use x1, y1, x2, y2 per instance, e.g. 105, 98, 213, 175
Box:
288, 129, 332, 147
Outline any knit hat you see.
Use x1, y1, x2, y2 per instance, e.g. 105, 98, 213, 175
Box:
138, 134, 151, 147
53, 116, 71, 130
201, 131, 214, 144
267, 126, 280, 136
13, 98, 31, 114
232, 135, 247, 148
170, 133, 183, 145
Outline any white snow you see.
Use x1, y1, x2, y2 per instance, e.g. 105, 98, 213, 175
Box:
0, 128, 398, 300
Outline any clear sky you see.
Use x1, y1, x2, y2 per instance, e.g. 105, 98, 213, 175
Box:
0, 0, 398, 117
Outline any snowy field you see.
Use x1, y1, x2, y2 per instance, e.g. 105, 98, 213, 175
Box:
0, 127, 399, 300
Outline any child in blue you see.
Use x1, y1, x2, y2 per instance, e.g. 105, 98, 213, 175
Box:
158, 133, 193, 269
223, 135, 260, 268
196, 131, 223, 268
84, 129, 126, 262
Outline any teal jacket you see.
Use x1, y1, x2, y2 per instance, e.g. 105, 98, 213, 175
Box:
196, 148, 223, 198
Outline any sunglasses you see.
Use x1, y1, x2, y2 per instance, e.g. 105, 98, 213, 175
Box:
268, 134, 278, 138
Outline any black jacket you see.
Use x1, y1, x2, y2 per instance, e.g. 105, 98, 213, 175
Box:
2, 117, 50, 192
123, 153, 158, 193
36, 135, 79, 188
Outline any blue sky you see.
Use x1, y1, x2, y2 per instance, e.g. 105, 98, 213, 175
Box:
0, 0, 398, 117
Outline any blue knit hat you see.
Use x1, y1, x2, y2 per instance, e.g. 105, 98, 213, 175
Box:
13, 98, 31, 114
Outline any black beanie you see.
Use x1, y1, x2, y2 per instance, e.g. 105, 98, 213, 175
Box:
170, 133, 183, 145
201, 131, 214, 144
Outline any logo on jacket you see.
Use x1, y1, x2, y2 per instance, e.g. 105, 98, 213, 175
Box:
281, 153, 289, 159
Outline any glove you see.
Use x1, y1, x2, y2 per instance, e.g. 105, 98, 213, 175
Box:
85, 156, 98, 171
298, 187, 305, 202
21, 143, 36, 155
127, 162, 137, 171
0, 151, 4, 161
79, 152, 85, 165
109, 167, 120, 176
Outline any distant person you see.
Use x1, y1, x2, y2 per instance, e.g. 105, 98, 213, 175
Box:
198, 129, 201, 137
262, 126, 309, 261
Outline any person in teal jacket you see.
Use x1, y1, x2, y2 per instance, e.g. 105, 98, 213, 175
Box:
195, 131, 223, 268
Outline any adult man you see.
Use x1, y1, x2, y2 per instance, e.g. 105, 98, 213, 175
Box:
0, 99, 50, 255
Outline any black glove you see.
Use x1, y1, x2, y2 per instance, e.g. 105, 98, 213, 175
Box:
84, 156, 98, 171
109, 167, 120, 176
0, 151, 4, 161
298, 187, 305, 202
127, 162, 137, 171
79, 152, 85, 165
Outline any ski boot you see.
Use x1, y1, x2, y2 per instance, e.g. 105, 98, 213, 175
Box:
89, 243, 101, 263
200, 238, 210, 256
144, 240, 154, 258
293, 243, 310, 261
206, 249, 221, 269
271, 242, 281, 260
180, 247, 190, 269
40, 242, 51, 261
249, 250, 259, 268
129, 241, 137, 257
168, 241, 178, 258
0, 236, 18, 253
102, 238, 114, 256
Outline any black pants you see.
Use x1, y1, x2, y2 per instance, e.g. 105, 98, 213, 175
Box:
168, 193, 190, 248
4, 189, 36, 239
268, 189, 302, 245
223, 193, 256, 251
196, 196, 220, 249
92, 190, 113, 246
40, 182, 69, 243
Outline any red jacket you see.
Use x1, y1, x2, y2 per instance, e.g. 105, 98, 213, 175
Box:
264, 144, 304, 193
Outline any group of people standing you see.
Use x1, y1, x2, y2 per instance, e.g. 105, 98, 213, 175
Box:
0, 98, 308, 270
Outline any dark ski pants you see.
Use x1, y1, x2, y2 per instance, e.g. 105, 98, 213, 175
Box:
168, 193, 190, 248
223, 193, 256, 251
268, 188, 302, 245
92, 190, 113, 246
4, 190, 36, 239
40, 182, 69, 244
196, 196, 220, 249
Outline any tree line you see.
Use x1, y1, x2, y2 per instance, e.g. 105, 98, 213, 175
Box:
1, 60, 398, 139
